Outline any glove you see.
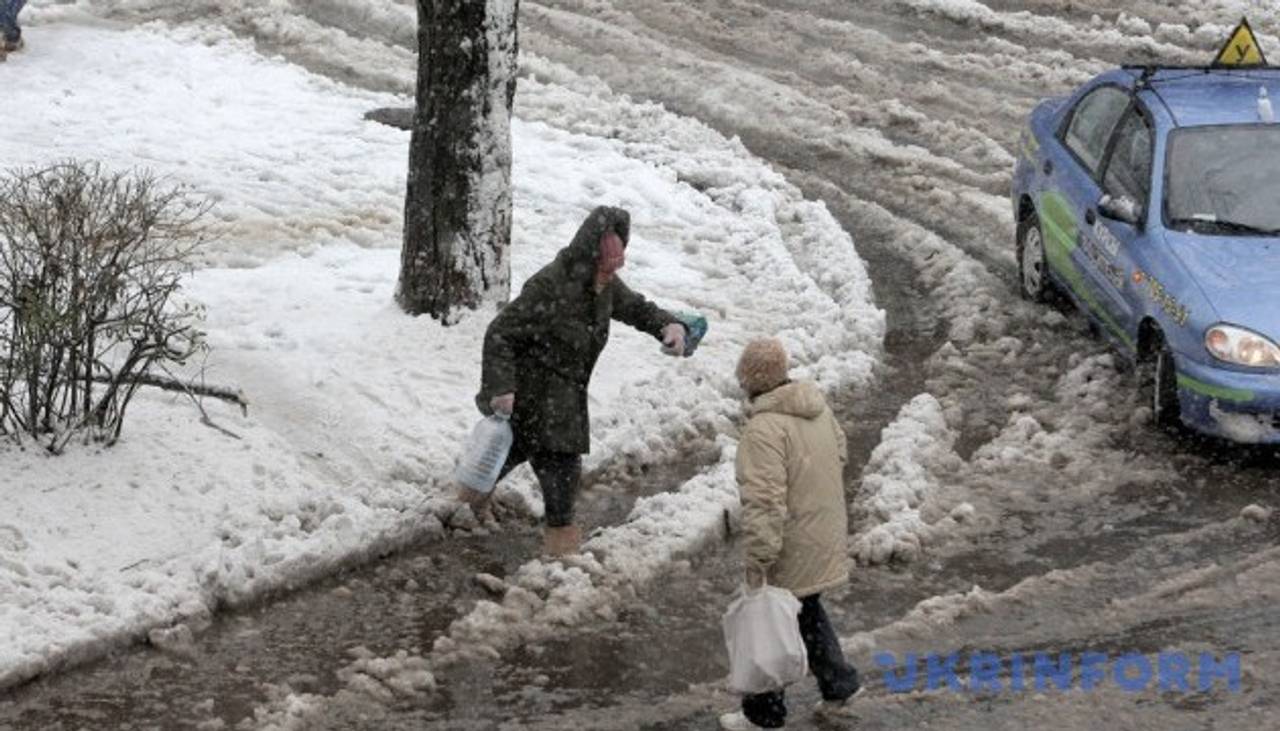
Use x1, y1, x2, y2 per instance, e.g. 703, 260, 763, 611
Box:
661, 322, 687, 357
490, 392, 515, 416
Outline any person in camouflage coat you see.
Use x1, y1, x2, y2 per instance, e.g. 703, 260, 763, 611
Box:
474, 205, 687, 556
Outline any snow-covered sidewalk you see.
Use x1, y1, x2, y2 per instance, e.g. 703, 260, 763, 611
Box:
0, 20, 883, 689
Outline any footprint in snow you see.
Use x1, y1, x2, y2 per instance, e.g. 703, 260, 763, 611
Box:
0, 525, 29, 553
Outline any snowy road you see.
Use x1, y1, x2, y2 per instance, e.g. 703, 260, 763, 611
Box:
5, 1, 1280, 729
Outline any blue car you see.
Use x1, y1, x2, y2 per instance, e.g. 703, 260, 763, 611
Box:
1012, 65, 1280, 444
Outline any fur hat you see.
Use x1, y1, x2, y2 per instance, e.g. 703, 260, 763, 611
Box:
736, 338, 789, 397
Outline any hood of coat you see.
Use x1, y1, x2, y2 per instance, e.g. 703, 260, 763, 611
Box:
556, 206, 631, 285
748, 381, 827, 420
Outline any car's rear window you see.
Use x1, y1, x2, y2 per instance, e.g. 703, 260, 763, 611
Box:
1166, 125, 1280, 233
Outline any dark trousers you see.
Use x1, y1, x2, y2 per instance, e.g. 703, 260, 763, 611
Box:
0, 0, 25, 43
497, 444, 581, 528
742, 594, 860, 729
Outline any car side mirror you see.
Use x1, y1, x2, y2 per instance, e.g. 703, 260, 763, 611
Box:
1098, 194, 1143, 227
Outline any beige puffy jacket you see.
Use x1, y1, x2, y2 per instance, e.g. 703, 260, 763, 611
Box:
735, 381, 849, 597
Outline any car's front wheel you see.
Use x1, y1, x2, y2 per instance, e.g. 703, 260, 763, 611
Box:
1016, 216, 1050, 302
1139, 332, 1180, 429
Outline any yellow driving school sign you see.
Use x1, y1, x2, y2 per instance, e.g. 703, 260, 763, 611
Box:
1213, 17, 1268, 67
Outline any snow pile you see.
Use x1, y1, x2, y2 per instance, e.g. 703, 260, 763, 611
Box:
337, 647, 436, 701
1209, 403, 1276, 445
243, 689, 321, 731
841, 584, 998, 657
1115, 12, 1153, 37
0, 21, 883, 689
1241, 504, 1274, 524
850, 395, 968, 566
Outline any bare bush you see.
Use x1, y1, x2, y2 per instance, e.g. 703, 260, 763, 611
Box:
0, 162, 213, 452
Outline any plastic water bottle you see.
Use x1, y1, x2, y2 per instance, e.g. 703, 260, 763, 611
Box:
453, 414, 513, 494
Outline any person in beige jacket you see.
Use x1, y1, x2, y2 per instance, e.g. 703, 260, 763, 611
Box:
720, 338, 860, 731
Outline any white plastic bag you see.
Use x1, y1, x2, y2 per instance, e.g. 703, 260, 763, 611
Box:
453, 414, 513, 494
722, 584, 808, 694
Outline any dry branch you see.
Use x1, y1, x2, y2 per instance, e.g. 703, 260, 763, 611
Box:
91, 372, 248, 415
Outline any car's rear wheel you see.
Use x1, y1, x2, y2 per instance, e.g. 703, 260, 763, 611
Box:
1016, 216, 1050, 302
1139, 331, 1180, 429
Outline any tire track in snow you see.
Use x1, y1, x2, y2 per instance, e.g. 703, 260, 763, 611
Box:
877, 0, 1204, 63
518, 0, 1081, 282
839, 513, 1280, 679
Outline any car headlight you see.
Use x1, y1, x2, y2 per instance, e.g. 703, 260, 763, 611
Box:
1204, 324, 1280, 368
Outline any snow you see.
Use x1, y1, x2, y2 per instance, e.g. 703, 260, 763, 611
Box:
10, 0, 1270, 718
1241, 504, 1274, 523
1209, 402, 1275, 445
336, 647, 436, 701
0, 19, 883, 689
841, 508, 1280, 677
848, 340, 1178, 569
3, 21, 407, 267
898, 0, 1206, 62
476, 0, 518, 305
850, 395, 966, 566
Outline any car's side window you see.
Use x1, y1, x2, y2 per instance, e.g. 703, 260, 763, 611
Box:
1062, 87, 1132, 176
1102, 109, 1153, 208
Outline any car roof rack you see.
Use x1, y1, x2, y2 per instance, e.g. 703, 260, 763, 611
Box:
1123, 64, 1280, 92
1122, 64, 1279, 72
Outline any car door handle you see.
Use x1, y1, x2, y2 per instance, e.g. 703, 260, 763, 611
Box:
1085, 209, 1097, 225
1043, 160, 1053, 176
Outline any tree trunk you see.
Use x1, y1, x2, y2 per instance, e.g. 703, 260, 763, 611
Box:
398, 0, 519, 322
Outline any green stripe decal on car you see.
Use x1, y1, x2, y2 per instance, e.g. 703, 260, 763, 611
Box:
1175, 374, 1254, 403
1040, 191, 1077, 253
1020, 137, 1038, 163
1020, 127, 1040, 162
1037, 192, 1136, 350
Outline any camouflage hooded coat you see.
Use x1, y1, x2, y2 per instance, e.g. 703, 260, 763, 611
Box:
476, 206, 679, 454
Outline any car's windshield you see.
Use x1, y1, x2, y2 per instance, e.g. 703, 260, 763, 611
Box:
1166, 125, 1280, 234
